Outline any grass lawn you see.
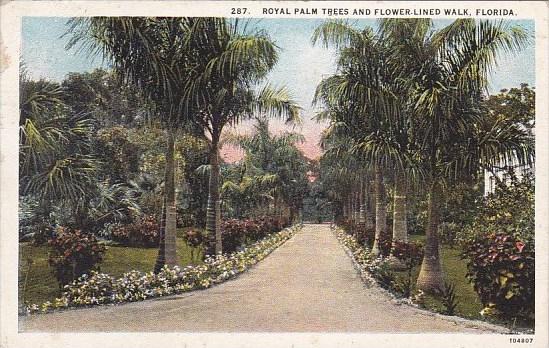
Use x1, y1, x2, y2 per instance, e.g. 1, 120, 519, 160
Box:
19, 229, 203, 307
395, 235, 483, 320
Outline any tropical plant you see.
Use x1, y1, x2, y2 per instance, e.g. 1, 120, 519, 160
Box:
463, 232, 534, 321
440, 282, 459, 316
460, 171, 534, 321
66, 17, 200, 271
19, 69, 99, 236
312, 20, 413, 258
176, 19, 301, 254
225, 117, 308, 221
47, 227, 107, 287
377, 18, 533, 293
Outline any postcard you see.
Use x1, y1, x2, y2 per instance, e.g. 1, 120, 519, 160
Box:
1, 1, 547, 347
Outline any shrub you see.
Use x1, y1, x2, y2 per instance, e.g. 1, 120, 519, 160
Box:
391, 240, 424, 267
220, 219, 246, 253
48, 227, 107, 287
182, 229, 204, 248
366, 257, 395, 289
378, 237, 393, 256
111, 215, 159, 247
217, 216, 290, 254
356, 225, 375, 247
460, 171, 534, 321
390, 241, 424, 298
462, 232, 534, 321
182, 229, 205, 262
457, 171, 534, 247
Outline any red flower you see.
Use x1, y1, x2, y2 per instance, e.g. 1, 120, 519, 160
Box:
516, 241, 525, 253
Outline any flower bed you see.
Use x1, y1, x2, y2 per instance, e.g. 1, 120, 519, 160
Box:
25, 224, 301, 314
335, 229, 397, 290
220, 216, 290, 253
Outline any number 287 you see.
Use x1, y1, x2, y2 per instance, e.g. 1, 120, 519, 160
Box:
231, 8, 248, 15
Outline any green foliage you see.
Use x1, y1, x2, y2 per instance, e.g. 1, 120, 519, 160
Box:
459, 171, 534, 322
222, 118, 308, 221
61, 69, 150, 127
463, 232, 534, 322
484, 83, 535, 131
440, 282, 459, 316
47, 227, 107, 287
95, 126, 141, 183
19, 76, 99, 206
177, 135, 209, 227
458, 171, 534, 246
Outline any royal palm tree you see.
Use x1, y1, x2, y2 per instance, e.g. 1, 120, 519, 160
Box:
312, 21, 408, 256
379, 18, 532, 292
67, 17, 199, 270
179, 19, 301, 254
317, 120, 366, 232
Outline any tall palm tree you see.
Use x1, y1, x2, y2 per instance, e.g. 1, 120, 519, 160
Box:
66, 17, 198, 271
317, 120, 366, 232
312, 21, 408, 256
179, 19, 301, 254
379, 18, 533, 293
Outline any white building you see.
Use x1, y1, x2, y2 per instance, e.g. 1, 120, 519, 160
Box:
484, 160, 534, 196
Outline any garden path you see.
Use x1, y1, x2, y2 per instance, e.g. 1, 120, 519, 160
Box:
20, 224, 501, 332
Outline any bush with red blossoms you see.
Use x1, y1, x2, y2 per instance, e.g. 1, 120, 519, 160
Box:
111, 215, 159, 247
219, 216, 290, 253
463, 232, 534, 321
48, 227, 107, 287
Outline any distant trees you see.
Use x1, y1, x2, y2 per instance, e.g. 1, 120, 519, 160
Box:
223, 117, 308, 222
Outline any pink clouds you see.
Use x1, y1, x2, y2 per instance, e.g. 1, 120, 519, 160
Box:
219, 119, 325, 163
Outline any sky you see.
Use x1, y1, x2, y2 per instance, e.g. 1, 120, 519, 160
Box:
22, 17, 536, 160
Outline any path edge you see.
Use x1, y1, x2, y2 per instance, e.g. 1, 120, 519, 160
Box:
332, 227, 514, 334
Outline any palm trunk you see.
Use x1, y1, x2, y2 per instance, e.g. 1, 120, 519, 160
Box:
349, 194, 355, 234
359, 178, 365, 225
416, 180, 444, 293
388, 171, 408, 269
392, 171, 408, 243
206, 137, 222, 254
371, 166, 386, 256
154, 130, 178, 272
353, 191, 359, 239
365, 178, 375, 231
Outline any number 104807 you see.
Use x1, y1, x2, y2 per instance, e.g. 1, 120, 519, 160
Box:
509, 338, 533, 344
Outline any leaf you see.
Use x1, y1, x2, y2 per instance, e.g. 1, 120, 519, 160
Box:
498, 275, 508, 287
